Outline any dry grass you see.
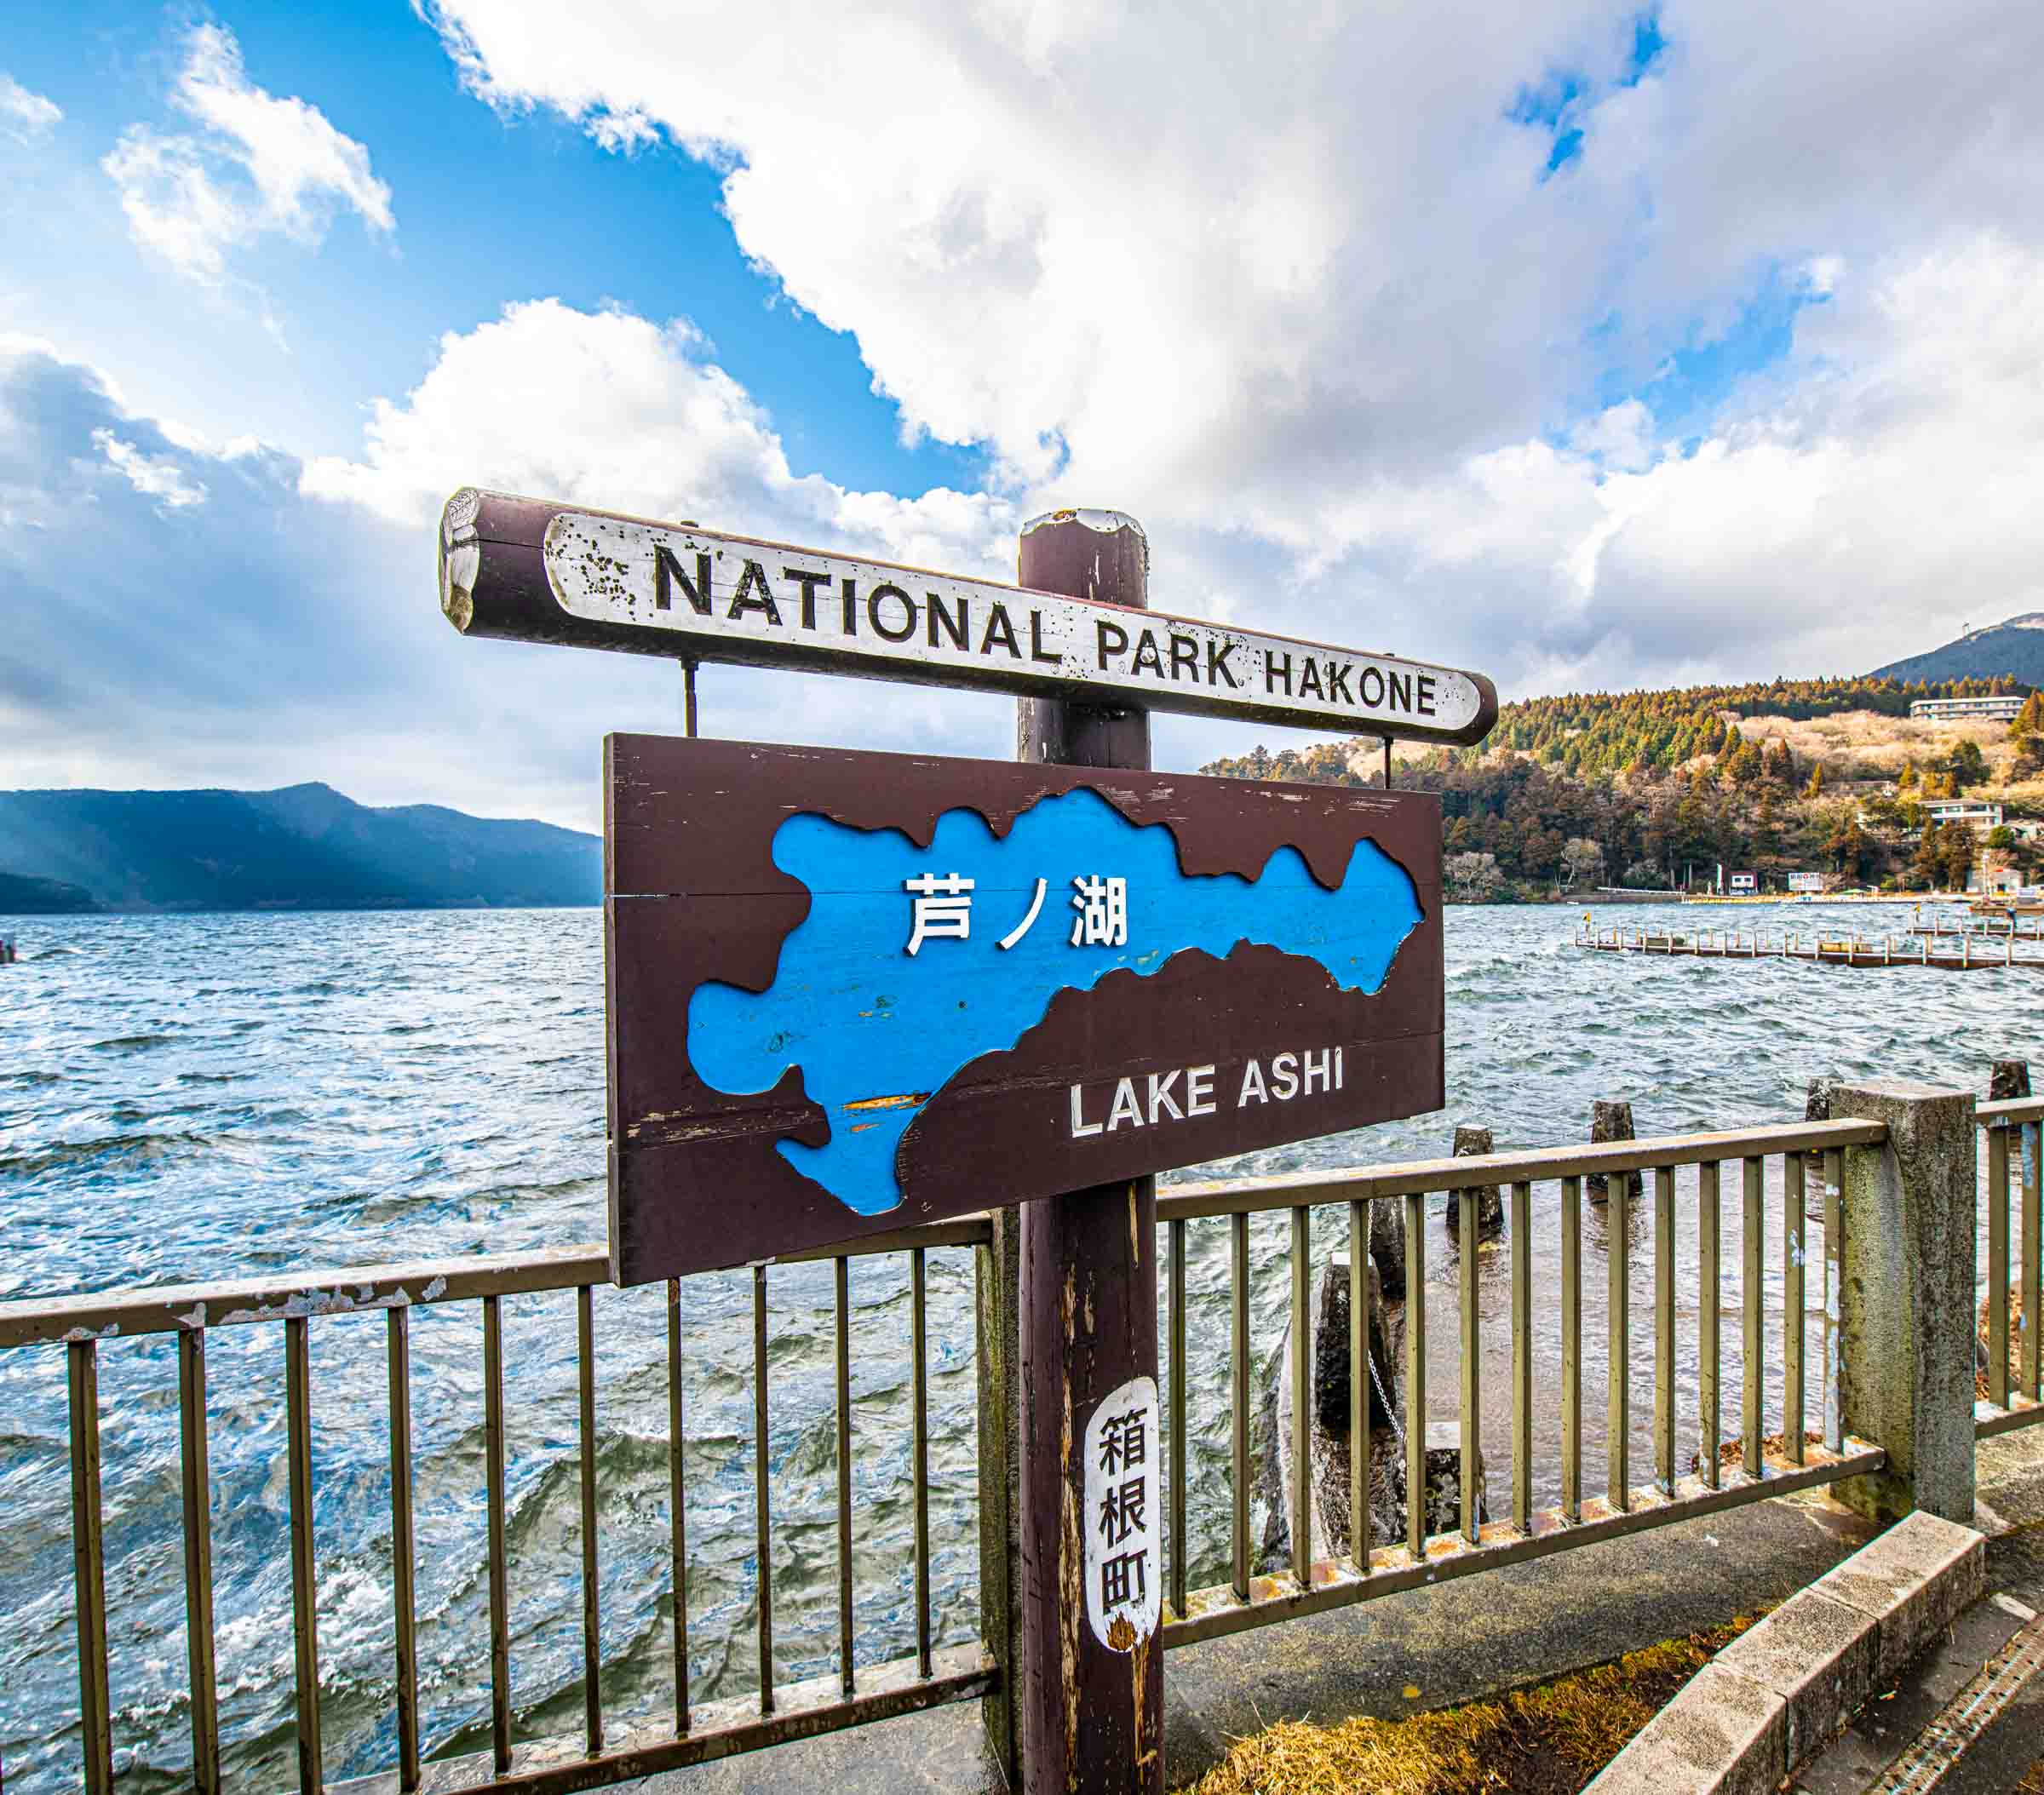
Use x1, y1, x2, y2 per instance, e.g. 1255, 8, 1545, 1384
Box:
1731, 711, 2017, 782
1691, 1430, 1825, 1475
1184, 1618, 1757, 1795
2017, 1752, 2044, 1793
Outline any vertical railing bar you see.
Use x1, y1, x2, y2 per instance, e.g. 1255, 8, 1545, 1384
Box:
1168, 1218, 1187, 1617
1510, 1181, 1531, 1530
910, 1247, 931, 1680
1349, 1200, 1371, 1571
178, 1329, 221, 1795
1561, 1175, 1582, 1523
1653, 1167, 1674, 1495
1404, 1192, 1427, 1562
483, 1294, 512, 1775
1698, 1162, 1720, 1492
285, 1316, 323, 1795
67, 1339, 113, 1795
1743, 1157, 1765, 1478
666, 1278, 690, 1734
1607, 1171, 1629, 1511
577, 1286, 603, 1755
1989, 1125, 2011, 1410
385, 1310, 419, 1792
753, 1263, 775, 1715
1231, 1211, 1250, 1603
1458, 1189, 1479, 1545
835, 1258, 854, 1698
1289, 1205, 1312, 1591
1823, 1148, 1843, 1454
1785, 1152, 1806, 1464
2024, 1121, 2042, 1402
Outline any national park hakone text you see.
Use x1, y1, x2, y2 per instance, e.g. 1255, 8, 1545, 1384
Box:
638, 541, 1450, 717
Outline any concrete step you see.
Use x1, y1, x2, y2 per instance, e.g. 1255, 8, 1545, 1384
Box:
1790, 1591, 2044, 1794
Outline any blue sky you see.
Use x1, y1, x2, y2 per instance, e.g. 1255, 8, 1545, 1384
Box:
3, 1, 982, 494
3, 1, 2041, 826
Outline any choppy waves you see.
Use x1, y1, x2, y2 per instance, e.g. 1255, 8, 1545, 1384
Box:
3, 899, 2039, 1790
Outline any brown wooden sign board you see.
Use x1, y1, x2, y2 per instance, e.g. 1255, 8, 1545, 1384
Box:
606, 733, 1444, 1283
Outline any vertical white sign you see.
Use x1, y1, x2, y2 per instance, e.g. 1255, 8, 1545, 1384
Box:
1082, 1374, 1162, 1652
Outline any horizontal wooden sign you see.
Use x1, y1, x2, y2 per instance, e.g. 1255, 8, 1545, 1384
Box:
443, 489, 1498, 746
606, 734, 1444, 1282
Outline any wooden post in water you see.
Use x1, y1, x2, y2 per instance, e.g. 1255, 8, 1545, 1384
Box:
1013, 508, 1164, 1795
1588, 1100, 1641, 1204
1446, 1122, 1504, 1241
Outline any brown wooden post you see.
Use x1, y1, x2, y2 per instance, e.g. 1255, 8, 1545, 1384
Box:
1588, 1099, 1642, 1203
1013, 508, 1164, 1794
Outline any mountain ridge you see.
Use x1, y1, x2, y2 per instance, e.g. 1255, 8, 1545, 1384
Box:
0, 782, 600, 914
1873, 612, 2044, 686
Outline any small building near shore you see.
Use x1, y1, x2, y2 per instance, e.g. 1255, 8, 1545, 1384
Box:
1922, 798, 2006, 832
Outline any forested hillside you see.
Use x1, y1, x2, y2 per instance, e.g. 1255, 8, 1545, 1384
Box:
1203, 675, 2040, 899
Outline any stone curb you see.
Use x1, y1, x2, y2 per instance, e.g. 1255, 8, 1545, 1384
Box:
1582, 1511, 1985, 1795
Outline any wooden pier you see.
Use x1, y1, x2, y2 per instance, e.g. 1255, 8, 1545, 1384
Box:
1577, 920, 2044, 971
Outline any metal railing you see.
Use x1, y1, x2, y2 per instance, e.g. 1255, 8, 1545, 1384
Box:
0, 1219, 996, 1795
1978, 1098, 2044, 1437
1151, 1119, 1887, 1647
14, 1106, 2024, 1792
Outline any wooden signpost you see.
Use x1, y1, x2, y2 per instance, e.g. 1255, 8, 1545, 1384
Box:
439, 486, 1491, 1794
439, 488, 1496, 744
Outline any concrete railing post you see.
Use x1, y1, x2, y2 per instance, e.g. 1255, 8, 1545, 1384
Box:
1830, 1081, 1977, 1524
976, 1205, 1024, 1783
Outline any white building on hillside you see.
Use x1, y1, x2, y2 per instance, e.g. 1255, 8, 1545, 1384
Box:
1922, 799, 2005, 832
1910, 695, 2027, 723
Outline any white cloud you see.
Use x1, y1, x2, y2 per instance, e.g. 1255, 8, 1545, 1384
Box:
0, 73, 61, 144
300, 297, 1016, 580
92, 428, 208, 509
102, 24, 392, 289
2, 319, 1027, 828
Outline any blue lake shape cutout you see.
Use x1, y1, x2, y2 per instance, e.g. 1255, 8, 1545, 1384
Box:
688, 787, 1422, 1217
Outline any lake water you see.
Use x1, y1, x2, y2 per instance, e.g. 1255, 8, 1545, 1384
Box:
2, 899, 2035, 1791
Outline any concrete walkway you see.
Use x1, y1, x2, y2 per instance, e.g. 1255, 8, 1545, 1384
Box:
639, 1485, 1882, 1792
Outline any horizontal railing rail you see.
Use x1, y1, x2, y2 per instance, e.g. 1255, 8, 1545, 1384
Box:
0, 1216, 996, 1350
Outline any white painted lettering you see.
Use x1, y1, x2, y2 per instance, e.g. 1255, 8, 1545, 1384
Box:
1107, 1077, 1145, 1131
1069, 1084, 1103, 1138
1335, 1046, 1346, 1089
1237, 1058, 1267, 1107
1271, 1052, 1299, 1101
1302, 1048, 1332, 1095
1186, 1065, 1217, 1116
1147, 1069, 1183, 1124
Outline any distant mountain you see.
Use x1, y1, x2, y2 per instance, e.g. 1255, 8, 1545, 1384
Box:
1872, 613, 2044, 686
0, 783, 600, 912
0, 871, 100, 915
